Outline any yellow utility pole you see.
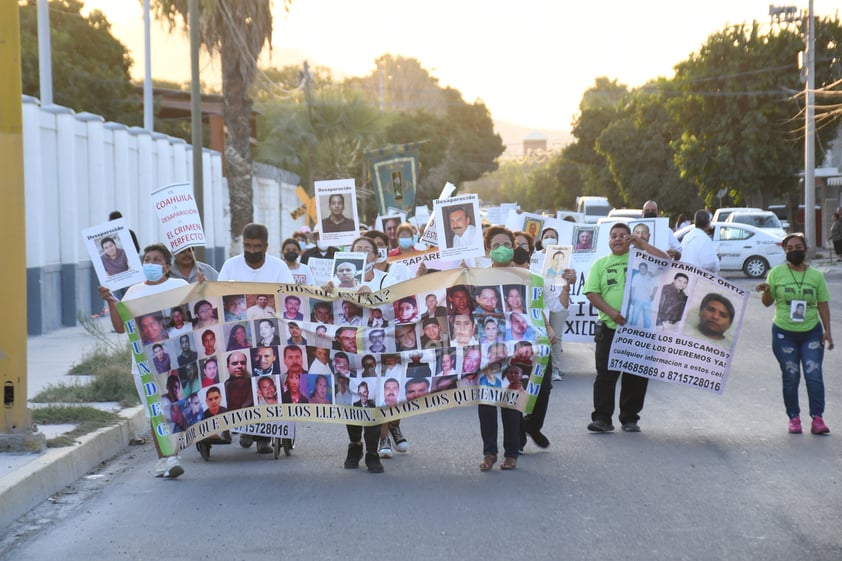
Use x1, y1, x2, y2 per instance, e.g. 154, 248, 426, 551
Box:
0, 0, 43, 451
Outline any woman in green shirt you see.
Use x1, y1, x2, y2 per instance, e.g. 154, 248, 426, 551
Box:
756, 233, 834, 435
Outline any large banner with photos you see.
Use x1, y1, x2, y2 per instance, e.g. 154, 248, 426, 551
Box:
608, 249, 748, 394
118, 268, 550, 456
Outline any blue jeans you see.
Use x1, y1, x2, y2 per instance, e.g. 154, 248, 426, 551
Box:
771, 323, 825, 419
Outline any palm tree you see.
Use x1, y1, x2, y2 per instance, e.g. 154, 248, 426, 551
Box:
152, 0, 290, 248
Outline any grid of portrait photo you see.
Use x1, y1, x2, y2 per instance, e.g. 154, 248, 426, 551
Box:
134, 279, 542, 433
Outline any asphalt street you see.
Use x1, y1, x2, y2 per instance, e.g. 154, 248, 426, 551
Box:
1, 273, 840, 561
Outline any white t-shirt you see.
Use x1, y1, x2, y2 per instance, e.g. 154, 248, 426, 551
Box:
124, 278, 188, 301
217, 254, 294, 283
288, 262, 316, 286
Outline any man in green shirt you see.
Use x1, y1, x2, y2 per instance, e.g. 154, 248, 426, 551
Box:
583, 222, 668, 433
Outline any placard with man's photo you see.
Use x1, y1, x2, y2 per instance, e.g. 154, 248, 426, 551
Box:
432, 194, 484, 260
331, 251, 367, 290
315, 178, 359, 247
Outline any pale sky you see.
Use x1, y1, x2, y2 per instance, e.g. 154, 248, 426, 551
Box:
81, 0, 830, 135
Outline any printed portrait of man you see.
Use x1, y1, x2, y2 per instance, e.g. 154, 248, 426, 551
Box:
321, 193, 355, 234
656, 273, 689, 329
445, 204, 481, 249
684, 292, 736, 350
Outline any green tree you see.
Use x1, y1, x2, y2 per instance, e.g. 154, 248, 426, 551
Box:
152, 0, 290, 249
669, 18, 842, 208
530, 147, 583, 211
256, 62, 336, 100
468, 157, 544, 209
347, 54, 447, 116
350, 56, 504, 205
19, 0, 136, 123
566, 77, 629, 206
596, 82, 703, 214
257, 85, 383, 218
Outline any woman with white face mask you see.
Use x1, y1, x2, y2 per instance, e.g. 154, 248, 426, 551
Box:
533, 227, 567, 383
280, 237, 315, 286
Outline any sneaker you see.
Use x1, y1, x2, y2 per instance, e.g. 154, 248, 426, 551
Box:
811, 416, 830, 435
788, 417, 802, 434
154, 456, 184, 479
621, 421, 641, 432
344, 442, 363, 469
389, 423, 408, 453
378, 436, 393, 459
587, 419, 615, 432
552, 369, 563, 382
239, 434, 254, 448
257, 441, 273, 454
365, 452, 384, 473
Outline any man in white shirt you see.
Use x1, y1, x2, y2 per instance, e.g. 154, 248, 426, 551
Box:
217, 223, 293, 452
217, 223, 294, 284
680, 210, 720, 273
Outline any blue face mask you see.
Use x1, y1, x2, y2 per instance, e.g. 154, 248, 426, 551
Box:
143, 263, 165, 282
399, 238, 413, 249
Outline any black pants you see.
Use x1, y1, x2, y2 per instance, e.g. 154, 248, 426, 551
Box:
346, 423, 381, 454
592, 324, 648, 424
523, 355, 553, 433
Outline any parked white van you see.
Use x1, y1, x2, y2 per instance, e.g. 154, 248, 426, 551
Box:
575, 196, 612, 224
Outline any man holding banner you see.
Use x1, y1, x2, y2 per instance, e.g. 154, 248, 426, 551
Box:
584, 222, 669, 433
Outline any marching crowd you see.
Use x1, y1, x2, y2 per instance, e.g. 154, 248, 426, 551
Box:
98, 199, 833, 480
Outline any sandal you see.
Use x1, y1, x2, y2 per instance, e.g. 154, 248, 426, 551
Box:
479, 454, 497, 471
500, 457, 518, 470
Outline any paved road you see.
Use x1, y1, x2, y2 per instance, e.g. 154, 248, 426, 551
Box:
2, 275, 840, 561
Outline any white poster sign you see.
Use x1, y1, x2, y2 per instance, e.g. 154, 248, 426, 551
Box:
315, 179, 359, 247
82, 218, 145, 291
151, 182, 206, 254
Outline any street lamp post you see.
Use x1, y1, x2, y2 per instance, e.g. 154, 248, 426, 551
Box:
770, 3, 817, 251
803, 0, 816, 252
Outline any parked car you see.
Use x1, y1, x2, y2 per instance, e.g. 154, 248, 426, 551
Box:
597, 208, 641, 223
711, 207, 761, 224
723, 210, 787, 238
675, 222, 785, 278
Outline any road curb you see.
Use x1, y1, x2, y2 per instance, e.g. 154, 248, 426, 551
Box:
0, 406, 147, 530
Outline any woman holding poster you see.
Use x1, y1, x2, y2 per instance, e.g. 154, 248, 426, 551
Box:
477, 226, 523, 471
756, 233, 833, 435
324, 236, 404, 474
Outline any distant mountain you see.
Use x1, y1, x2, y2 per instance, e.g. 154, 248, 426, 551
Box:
494, 120, 572, 160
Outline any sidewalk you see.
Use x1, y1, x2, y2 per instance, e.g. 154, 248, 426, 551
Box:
0, 318, 147, 529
